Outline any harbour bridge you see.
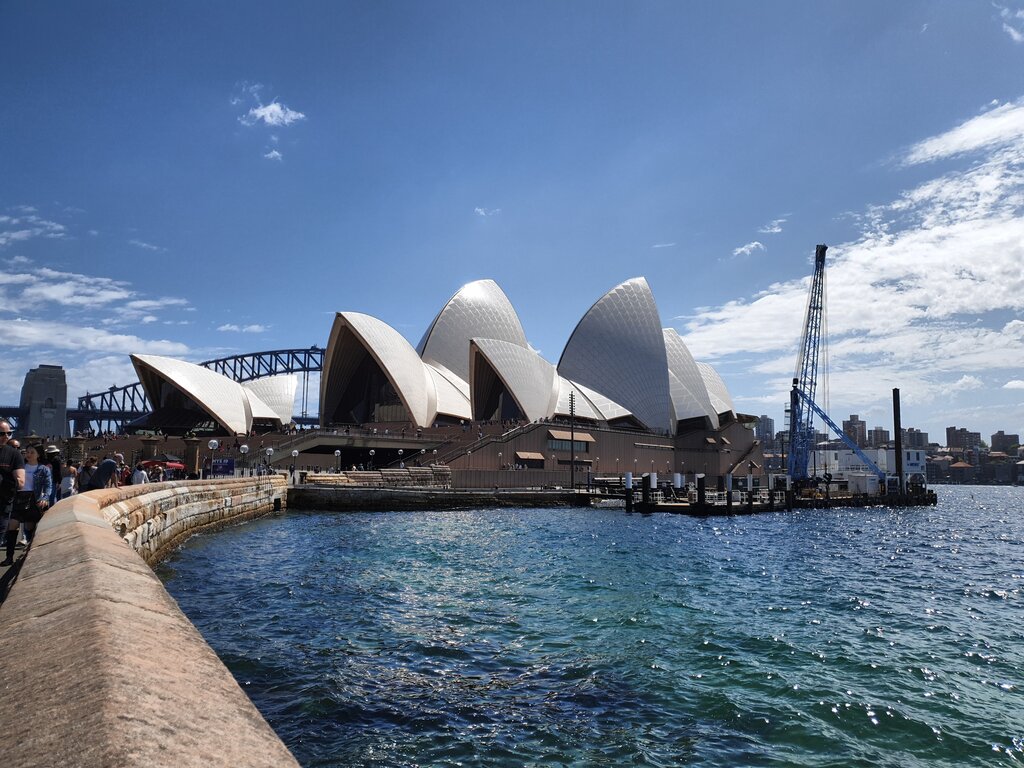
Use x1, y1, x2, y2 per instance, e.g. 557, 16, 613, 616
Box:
0, 347, 324, 435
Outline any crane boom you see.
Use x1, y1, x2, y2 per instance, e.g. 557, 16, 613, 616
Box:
788, 244, 828, 480
787, 243, 885, 483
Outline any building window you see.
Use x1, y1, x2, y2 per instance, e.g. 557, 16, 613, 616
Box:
548, 439, 590, 453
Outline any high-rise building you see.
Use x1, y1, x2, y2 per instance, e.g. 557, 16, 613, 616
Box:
902, 427, 929, 449
756, 415, 775, 448
842, 414, 867, 447
19, 364, 68, 438
868, 426, 890, 447
946, 426, 982, 451
991, 430, 1020, 453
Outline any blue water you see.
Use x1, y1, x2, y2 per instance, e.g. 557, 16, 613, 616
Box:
158, 486, 1024, 767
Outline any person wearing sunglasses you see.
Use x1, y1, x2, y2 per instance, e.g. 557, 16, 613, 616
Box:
0, 422, 26, 566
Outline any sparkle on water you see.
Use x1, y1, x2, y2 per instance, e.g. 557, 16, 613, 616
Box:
158, 485, 1024, 767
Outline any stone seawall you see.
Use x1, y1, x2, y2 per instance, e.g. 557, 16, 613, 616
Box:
0, 477, 298, 768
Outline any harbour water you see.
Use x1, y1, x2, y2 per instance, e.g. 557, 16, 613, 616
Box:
158, 485, 1024, 767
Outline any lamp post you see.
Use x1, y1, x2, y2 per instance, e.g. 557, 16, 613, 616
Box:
398, 448, 404, 468
334, 449, 341, 473
291, 449, 299, 483
498, 451, 502, 469
368, 449, 375, 469
265, 447, 274, 476
240, 444, 249, 477
207, 439, 218, 479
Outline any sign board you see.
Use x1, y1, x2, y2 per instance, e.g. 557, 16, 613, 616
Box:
211, 457, 235, 477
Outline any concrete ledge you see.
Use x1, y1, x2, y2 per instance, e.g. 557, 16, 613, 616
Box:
0, 478, 298, 767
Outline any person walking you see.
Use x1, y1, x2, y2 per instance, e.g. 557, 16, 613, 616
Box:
0, 421, 25, 565
130, 462, 149, 485
5, 445, 51, 564
81, 458, 120, 491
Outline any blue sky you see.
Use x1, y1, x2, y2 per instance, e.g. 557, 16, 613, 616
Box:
2, 1, 1024, 444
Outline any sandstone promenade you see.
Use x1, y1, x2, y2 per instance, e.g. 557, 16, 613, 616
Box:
0, 477, 298, 767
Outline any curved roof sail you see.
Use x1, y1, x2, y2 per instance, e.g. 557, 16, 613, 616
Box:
557, 277, 672, 433
418, 279, 529, 382
663, 329, 719, 430
131, 354, 254, 435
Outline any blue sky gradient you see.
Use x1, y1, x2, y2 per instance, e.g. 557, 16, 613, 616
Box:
2, 2, 1024, 443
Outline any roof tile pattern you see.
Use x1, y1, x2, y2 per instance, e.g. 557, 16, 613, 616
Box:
418, 280, 529, 382
557, 277, 672, 433
664, 329, 719, 429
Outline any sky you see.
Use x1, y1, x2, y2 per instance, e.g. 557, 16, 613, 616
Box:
2, 1, 1024, 445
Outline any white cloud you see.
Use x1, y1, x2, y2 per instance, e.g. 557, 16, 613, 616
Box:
903, 98, 1024, 165
998, 5, 1024, 42
474, 207, 501, 217
1004, 380, 1024, 389
141, 315, 158, 324
217, 323, 267, 333
241, 101, 306, 127
4, 255, 30, 266
128, 239, 166, 252
680, 98, 1024, 439
263, 149, 283, 161
652, 242, 677, 249
758, 218, 787, 234
0, 318, 188, 356
950, 374, 985, 391
0, 214, 66, 248
732, 241, 765, 257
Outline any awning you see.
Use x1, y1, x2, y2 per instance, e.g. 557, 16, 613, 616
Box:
547, 430, 595, 442
515, 451, 546, 460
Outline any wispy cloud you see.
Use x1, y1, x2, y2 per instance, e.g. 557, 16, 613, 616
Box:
997, 5, 1024, 42
241, 101, 306, 127
758, 217, 787, 234
263, 149, 283, 161
652, 242, 677, 249
902, 97, 1024, 164
474, 207, 501, 217
681, 98, 1024, 437
1004, 380, 1024, 389
0, 213, 66, 248
732, 241, 765, 257
128, 238, 166, 252
217, 323, 267, 333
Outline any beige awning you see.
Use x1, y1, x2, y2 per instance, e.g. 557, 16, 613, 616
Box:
548, 429, 595, 442
516, 451, 546, 460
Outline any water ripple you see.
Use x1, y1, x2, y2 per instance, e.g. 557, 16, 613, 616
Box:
159, 485, 1024, 767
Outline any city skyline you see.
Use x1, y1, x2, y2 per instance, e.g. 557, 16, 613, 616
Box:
2, 2, 1023, 441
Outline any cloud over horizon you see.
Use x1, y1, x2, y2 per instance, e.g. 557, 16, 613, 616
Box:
680, 99, 1024, 436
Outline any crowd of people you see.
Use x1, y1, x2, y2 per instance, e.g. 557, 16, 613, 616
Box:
0, 419, 162, 567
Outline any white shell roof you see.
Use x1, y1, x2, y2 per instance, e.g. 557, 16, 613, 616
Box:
132, 354, 253, 435
242, 374, 298, 425
425, 364, 472, 421
325, 312, 433, 427
470, 338, 558, 423
570, 381, 632, 422
557, 277, 672, 433
553, 378, 603, 421
418, 279, 529, 383
696, 362, 735, 416
664, 329, 719, 429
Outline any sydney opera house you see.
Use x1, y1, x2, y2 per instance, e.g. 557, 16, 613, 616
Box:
318, 277, 762, 479
125, 277, 763, 481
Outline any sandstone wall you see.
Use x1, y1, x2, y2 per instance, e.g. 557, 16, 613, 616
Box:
0, 477, 298, 768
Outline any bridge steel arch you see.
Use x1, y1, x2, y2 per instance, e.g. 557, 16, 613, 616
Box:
72, 347, 324, 434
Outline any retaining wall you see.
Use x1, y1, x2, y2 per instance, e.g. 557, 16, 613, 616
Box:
0, 477, 298, 768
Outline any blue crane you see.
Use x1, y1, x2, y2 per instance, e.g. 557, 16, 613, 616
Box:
787, 245, 885, 483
